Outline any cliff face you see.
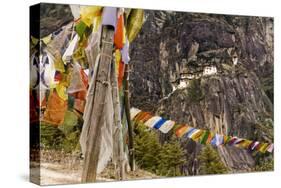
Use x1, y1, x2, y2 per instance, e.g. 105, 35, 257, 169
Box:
39, 4, 73, 37
38, 6, 274, 174
129, 11, 273, 173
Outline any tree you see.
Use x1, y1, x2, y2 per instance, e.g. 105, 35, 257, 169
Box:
157, 139, 186, 176
255, 159, 274, 171
198, 145, 228, 175
134, 123, 161, 173
254, 153, 274, 172
134, 123, 186, 176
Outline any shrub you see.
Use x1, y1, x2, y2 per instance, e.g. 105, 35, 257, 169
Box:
198, 145, 228, 175
134, 123, 186, 176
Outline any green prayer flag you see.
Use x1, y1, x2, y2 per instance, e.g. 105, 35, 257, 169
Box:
200, 131, 210, 145
75, 21, 87, 38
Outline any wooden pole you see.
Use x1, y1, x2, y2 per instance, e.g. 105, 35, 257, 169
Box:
81, 26, 114, 183
124, 64, 135, 171
111, 52, 126, 180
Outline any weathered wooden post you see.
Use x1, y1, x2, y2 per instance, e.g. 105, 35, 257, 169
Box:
124, 64, 135, 171
111, 54, 126, 180
81, 26, 115, 183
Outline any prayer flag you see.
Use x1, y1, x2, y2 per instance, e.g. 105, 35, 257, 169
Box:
153, 118, 167, 129
159, 120, 175, 133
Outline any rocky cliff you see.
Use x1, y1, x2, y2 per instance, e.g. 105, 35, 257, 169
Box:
129, 10, 273, 173
37, 5, 274, 174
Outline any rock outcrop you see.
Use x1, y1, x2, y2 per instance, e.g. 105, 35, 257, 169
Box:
129, 10, 273, 173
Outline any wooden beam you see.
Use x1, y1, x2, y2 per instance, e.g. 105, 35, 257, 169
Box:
124, 64, 135, 171
81, 26, 114, 183
111, 51, 125, 180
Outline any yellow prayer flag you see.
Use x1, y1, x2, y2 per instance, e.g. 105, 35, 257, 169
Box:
240, 140, 252, 148
191, 130, 204, 141
115, 49, 121, 72
80, 6, 103, 27
92, 15, 102, 32
259, 143, 269, 153
31, 36, 39, 46
126, 9, 144, 43
56, 83, 68, 101
122, 26, 127, 45
42, 34, 52, 45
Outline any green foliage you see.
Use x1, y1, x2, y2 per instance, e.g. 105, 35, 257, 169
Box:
187, 79, 204, 103
134, 123, 161, 172
40, 123, 65, 150
157, 139, 186, 176
75, 21, 88, 38
40, 110, 82, 153
255, 159, 274, 172
59, 111, 78, 135
134, 123, 186, 176
254, 153, 274, 172
254, 118, 274, 142
198, 145, 228, 175
62, 130, 81, 153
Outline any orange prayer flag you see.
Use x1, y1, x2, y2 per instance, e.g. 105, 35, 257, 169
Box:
114, 14, 124, 49
42, 90, 67, 126
135, 112, 149, 122
140, 113, 153, 123
175, 125, 189, 138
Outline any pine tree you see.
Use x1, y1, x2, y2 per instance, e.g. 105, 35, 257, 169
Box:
255, 159, 274, 171
134, 123, 186, 176
157, 139, 186, 176
254, 153, 274, 172
134, 123, 161, 173
198, 145, 228, 175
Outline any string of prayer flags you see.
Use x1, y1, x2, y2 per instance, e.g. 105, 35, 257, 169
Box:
130, 107, 274, 153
